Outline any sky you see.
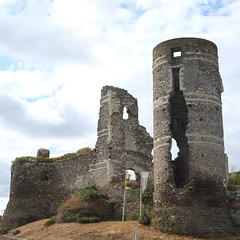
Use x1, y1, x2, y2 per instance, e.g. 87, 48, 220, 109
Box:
0, 0, 240, 211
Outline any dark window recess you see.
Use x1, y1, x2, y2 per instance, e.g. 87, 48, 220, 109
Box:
172, 68, 180, 92
170, 91, 189, 188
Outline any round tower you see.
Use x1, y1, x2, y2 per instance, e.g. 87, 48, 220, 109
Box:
153, 38, 233, 237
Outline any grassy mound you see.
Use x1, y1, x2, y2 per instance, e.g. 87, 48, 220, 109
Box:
54, 186, 114, 224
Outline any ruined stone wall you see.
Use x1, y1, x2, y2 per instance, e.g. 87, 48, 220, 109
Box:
153, 38, 239, 237
94, 86, 153, 185
3, 151, 95, 228
2, 86, 153, 229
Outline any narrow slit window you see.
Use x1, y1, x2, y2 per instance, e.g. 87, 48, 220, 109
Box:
172, 68, 180, 92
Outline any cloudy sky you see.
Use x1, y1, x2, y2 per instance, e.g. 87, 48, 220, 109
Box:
0, 0, 240, 211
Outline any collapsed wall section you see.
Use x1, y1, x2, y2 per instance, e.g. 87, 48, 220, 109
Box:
94, 86, 153, 185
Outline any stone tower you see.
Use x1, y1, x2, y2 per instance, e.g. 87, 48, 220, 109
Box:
153, 38, 236, 237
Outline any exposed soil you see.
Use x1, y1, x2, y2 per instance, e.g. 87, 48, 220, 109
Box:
5, 219, 240, 240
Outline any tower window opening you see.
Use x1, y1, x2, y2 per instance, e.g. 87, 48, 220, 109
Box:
172, 68, 180, 92
173, 51, 181, 57
123, 106, 128, 119
171, 47, 181, 58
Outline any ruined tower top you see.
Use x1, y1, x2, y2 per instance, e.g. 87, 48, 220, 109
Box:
153, 37, 218, 63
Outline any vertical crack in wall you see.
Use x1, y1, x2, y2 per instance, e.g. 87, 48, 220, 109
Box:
170, 69, 189, 188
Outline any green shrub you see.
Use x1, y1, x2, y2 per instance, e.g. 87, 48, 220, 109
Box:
77, 147, 92, 154
228, 172, 240, 185
142, 181, 154, 205
0, 227, 9, 235
129, 213, 139, 220
74, 185, 109, 200
139, 210, 151, 226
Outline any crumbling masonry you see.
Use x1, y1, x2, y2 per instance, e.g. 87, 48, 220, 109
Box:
1, 38, 240, 239
153, 37, 240, 237
2, 86, 153, 228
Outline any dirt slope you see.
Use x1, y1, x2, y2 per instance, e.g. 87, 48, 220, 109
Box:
5, 219, 240, 240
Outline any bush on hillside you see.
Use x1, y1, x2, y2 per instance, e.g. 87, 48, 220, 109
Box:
139, 210, 151, 226
0, 226, 9, 235
57, 185, 113, 224
74, 185, 109, 200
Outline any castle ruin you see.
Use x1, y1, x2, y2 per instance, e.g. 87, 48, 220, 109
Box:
153, 37, 239, 237
1, 38, 240, 238
2, 86, 153, 228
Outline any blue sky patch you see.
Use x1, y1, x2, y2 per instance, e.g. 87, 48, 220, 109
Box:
24, 85, 63, 103
200, 0, 225, 16
0, 55, 21, 71
8, 0, 27, 15
25, 95, 52, 103
120, 2, 146, 17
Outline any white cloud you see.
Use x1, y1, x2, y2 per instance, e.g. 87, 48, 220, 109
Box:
0, 0, 240, 210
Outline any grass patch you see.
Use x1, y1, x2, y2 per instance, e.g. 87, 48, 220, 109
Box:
13, 147, 92, 164
77, 147, 92, 154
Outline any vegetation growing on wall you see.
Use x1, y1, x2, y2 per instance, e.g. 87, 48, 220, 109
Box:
228, 172, 240, 185
13, 147, 92, 164
142, 181, 154, 205
139, 181, 154, 226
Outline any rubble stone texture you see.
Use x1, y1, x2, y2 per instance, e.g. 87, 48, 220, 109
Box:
2, 86, 152, 229
94, 86, 153, 185
153, 37, 239, 237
